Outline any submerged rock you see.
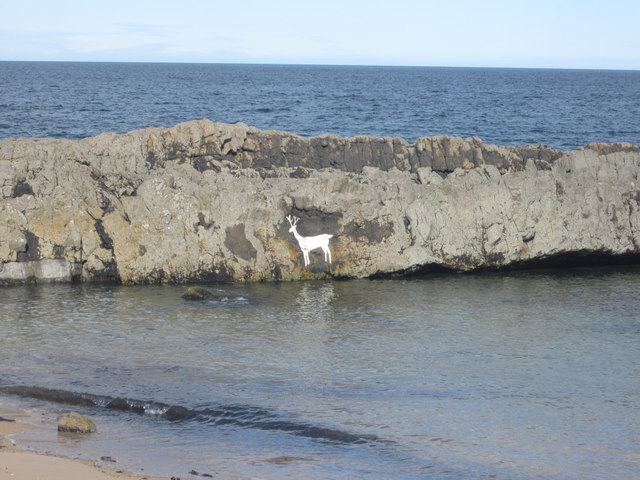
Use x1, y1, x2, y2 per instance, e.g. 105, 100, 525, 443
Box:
182, 286, 221, 301
164, 405, 191, 421
0, 385, 96, 407
105, 397, 145, 414
1, 119, 639, 284
57, 412, 96, 433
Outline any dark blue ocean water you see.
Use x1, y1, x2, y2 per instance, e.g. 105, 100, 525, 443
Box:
1, 62, 639, 148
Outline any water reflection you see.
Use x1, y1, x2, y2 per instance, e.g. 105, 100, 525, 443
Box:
294, 282, 336, 323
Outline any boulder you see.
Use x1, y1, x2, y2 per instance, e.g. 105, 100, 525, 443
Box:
57, 412, 96, 433
182, 286, 220, 300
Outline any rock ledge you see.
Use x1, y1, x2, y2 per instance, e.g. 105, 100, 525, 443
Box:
1, 120, 639, 284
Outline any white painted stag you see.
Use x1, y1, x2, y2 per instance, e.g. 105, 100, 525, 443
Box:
286, 215, 333, 267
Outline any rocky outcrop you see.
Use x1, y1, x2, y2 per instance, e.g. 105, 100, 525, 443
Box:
1, 119, 639, 284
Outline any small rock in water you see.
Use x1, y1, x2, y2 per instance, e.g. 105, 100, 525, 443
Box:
182, 286, 219, 301
57, 412, 96, 433
164, 405, 190, 421
187, 470, 213, 478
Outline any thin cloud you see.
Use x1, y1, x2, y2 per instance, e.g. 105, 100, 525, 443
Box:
113, 23, 179, 37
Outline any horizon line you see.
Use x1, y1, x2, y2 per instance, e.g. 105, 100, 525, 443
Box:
1, 59, 639, 72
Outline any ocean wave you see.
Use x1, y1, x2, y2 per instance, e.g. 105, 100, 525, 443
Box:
0, 385, 377, 445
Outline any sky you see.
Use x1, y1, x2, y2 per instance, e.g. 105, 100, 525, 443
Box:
1, 0, 639, 70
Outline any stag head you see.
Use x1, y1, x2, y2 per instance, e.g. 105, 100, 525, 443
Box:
286, 215, 299, 232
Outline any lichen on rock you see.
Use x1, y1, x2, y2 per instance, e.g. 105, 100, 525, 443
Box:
57, 412, 96, 433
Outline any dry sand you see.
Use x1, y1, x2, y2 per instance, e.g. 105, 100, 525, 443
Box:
0, 408, 169, 480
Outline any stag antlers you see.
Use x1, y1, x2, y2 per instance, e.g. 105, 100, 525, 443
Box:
286, 215, 298, 228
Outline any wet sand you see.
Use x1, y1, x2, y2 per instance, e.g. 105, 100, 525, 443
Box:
0, 408, 168, 480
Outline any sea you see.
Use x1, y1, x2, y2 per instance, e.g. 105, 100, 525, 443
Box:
1, 62, 640, 479
1, 62, 640, 148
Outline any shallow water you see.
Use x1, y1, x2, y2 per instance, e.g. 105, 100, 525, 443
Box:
1, 268, 639, 479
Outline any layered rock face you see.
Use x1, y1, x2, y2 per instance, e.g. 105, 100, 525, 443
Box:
1, 119, 639, 285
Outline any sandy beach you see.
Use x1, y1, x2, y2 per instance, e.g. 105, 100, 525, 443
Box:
0, 408, 169, 480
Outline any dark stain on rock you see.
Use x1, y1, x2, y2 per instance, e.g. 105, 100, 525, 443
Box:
304, 259, 334, 275
145, 150, 162, 169
271, 263, 283, 281
483, 251, 507, 266
342, 219, 394, 243
623, 190, 640, 204
84, 219, 120, 280
288, 207, 342, 236
192, 264, 235, 283
99, 193, 116, 214
197, 212, 214, 230
94, 219, 113, 250
403, 216, 415, 246
191, 155, 218, 173
585, 142, 640, 155
289, 167, 310, 179
13, 179, 34, 197
52, 245, 65, 258
225, 224, 257, 261
16, 231, 40, 262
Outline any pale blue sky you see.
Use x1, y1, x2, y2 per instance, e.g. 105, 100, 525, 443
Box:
1, 0, 638, 69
